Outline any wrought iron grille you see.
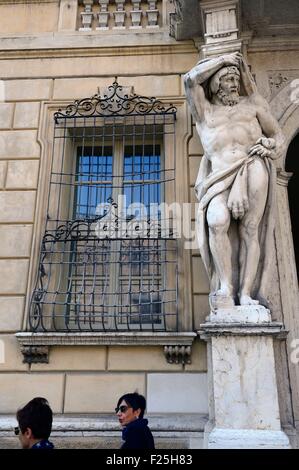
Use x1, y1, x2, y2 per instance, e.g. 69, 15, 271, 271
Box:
29, 80, 178, 332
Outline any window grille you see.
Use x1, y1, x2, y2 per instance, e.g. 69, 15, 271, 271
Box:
29, 80, 178, 332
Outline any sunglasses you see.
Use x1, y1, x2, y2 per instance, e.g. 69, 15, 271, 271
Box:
14, 426, 20, 436
115, 405, 129, 414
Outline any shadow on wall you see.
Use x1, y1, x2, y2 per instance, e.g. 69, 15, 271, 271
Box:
285, 132, 299, 280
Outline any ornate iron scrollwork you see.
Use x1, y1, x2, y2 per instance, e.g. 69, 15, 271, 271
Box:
54, 79, 177, 122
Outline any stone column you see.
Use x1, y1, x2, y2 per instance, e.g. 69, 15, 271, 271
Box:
198, 306, 291, 449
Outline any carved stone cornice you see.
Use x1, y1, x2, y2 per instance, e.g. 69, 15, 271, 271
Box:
0, 39, 195, 61
198, 322, 287, 340
16, 332, 196, 364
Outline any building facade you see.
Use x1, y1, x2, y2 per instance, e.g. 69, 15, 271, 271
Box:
0, 0, 298, 448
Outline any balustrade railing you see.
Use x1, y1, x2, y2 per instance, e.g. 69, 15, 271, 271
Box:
78, 0, 171, 32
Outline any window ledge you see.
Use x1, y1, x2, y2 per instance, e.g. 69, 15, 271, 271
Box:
15, 332, 197, 365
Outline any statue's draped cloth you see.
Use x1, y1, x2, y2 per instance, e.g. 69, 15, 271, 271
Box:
194, 58, 276, 305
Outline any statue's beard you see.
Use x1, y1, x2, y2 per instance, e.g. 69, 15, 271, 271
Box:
217, 88, 240, 106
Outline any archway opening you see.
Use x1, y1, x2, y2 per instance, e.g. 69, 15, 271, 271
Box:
285, 132, 299, 281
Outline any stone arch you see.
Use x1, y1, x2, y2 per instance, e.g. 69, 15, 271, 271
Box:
269, 80, 299, 155
269, 85, 299, 432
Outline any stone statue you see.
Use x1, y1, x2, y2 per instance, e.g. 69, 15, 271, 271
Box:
184, 52, 285, 309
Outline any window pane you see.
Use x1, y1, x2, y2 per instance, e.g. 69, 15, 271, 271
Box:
75, 146, 113, 219
123, 145, 161, 213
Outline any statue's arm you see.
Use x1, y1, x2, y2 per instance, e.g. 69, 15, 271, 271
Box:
184, 67, 209, 122
185, 56, 227, 87
250, 93, 285, 160
184, 56, 227, 122
184, 52, 242, 122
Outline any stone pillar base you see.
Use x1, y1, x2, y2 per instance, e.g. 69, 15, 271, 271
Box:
206, 427, 291, 449
198, 306, 291, 449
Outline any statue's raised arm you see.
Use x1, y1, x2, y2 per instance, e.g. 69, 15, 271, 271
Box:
184, 52, 250, 122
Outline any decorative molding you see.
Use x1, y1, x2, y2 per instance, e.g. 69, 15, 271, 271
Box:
16, 332, 196, 364
200, 39, 242, 58
198, 0, 241, 58
77, 0, 164, 32
16, 331, 196, 346
268, 72, 289, 94
113, 0, 126, 30
164, 345, 191, 365
79, 0, 94, 32
20, 346, 49, 364
200, 0, 239, 44
0, 41, 195, 61
130, 0, 142, 29
198, 322, 286, 340
54, 78, 177, 121
146, 0, 159, 29
96, 0, 110, 30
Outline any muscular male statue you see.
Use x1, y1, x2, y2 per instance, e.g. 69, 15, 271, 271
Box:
184, 52, 285, 308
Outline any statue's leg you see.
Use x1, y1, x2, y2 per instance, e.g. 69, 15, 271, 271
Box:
206, 191, 233, 297
239, 159, 269, 305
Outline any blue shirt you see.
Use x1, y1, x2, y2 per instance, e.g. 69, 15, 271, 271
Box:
31, 439, 54, 449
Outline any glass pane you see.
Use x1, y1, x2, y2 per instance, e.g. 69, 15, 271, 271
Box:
75, 146, 113, 219
123, 145, 161, 216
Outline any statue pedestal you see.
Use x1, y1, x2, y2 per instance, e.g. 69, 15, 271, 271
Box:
198, 306, 291, 449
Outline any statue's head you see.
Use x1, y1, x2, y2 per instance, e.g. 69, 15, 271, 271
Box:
210, 66, 240, 106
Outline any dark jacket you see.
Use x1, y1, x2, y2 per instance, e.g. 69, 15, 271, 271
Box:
31, 439, 54, 449
121, 418, 155, 449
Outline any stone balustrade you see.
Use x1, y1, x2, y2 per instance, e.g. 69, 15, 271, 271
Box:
79, 0, 167, 32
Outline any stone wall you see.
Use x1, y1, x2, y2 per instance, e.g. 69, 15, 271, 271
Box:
0, 10, 208, 447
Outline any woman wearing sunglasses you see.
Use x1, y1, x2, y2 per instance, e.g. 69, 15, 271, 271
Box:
115, 392, 155, 449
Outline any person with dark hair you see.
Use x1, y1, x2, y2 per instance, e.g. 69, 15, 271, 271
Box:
115, 392, 155, 449
15, 397, 54, 449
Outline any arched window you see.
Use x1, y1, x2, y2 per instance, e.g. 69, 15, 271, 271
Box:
285, 132, 299, 281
